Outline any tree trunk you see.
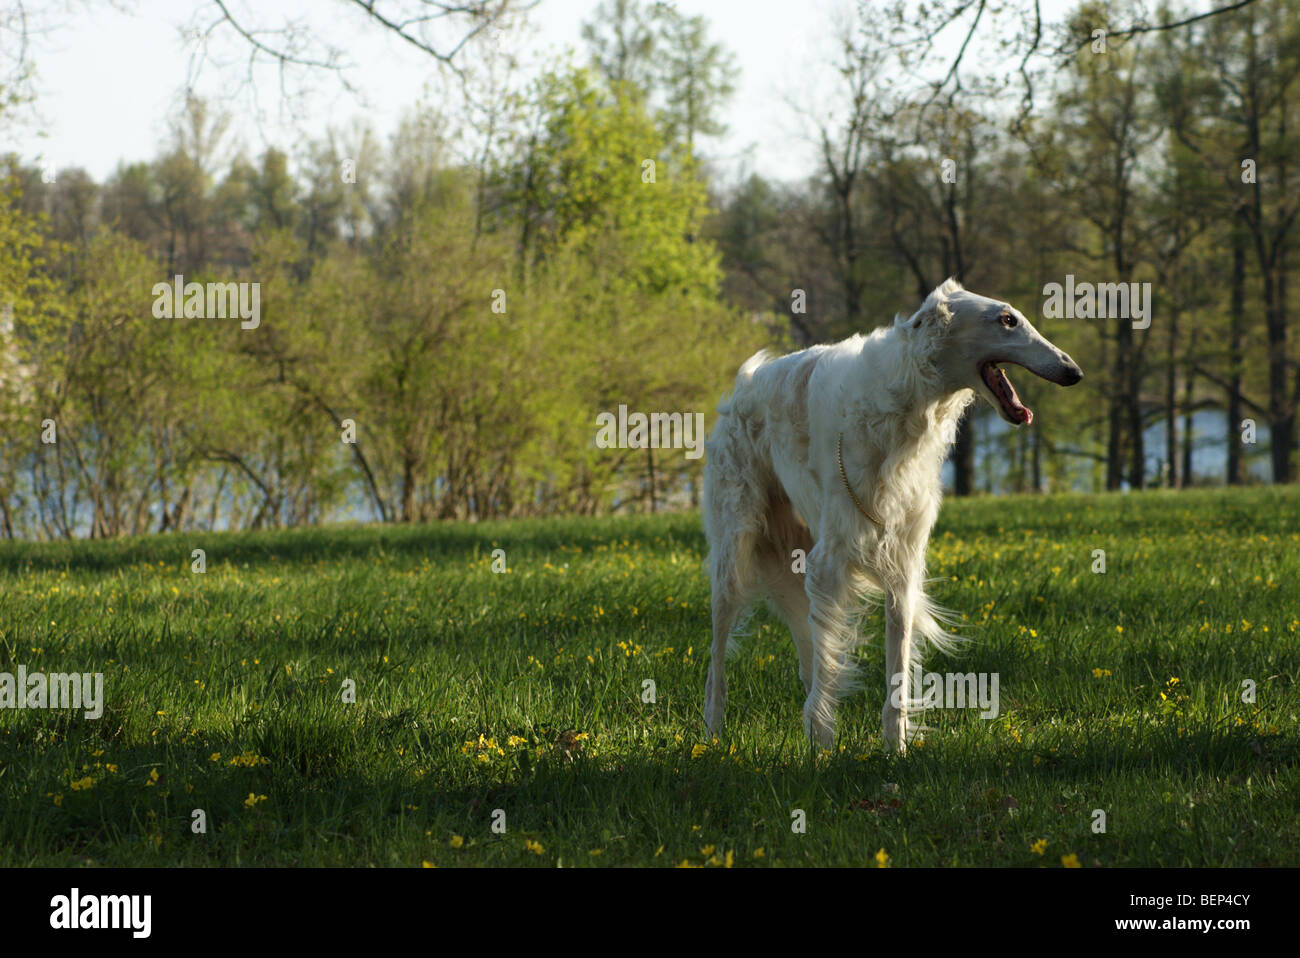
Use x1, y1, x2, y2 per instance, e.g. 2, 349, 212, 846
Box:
645, 447, 657, 514
1122, 316, 1144, 489
1265, 269, 1293, 483
953, 412, 975, 495
1106, 354, 1124, 492
1227, 228, 1246, 484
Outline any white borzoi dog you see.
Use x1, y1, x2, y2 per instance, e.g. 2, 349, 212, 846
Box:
702, 279, 1083, 751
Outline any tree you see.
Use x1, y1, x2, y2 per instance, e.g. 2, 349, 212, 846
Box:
1055, 5, 1162, 489
1163, 0, 1300, 482
581, 0, 658, 95
654, 8, 737, 154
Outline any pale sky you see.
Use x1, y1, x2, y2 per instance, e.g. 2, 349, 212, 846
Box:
3, 0, 1083, 188
6, 0, 845, 185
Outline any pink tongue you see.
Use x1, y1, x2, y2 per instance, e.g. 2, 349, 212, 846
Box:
984, 366, 1033, 424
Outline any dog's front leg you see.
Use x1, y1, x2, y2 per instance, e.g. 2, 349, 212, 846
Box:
802, 543, 853, 750
882, 588, 915, 753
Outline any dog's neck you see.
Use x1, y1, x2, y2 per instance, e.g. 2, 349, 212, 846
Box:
830, 324, 973, 527
847, 323, 972, 431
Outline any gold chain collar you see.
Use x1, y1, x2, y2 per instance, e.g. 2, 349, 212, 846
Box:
837, 433, 884, 529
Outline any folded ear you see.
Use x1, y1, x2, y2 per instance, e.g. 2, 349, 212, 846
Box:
904, 277, 963, 329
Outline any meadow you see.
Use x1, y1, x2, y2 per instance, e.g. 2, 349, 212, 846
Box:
0, 486, 1296, 867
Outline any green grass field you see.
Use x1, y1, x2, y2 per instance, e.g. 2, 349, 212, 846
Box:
1, 486, 1297, 867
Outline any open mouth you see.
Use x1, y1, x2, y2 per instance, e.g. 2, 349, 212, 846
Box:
980, 362, 1033, 425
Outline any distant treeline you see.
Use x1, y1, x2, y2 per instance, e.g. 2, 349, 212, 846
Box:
0, 0, 1297, 538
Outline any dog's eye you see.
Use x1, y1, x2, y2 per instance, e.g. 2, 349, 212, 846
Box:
999, 312, 1018, 328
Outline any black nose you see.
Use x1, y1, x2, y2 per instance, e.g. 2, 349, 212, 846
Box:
1060, 357, 1083, 386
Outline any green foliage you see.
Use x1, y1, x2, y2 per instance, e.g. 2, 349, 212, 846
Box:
515, 67, 720, 295
0, 61, 765, 533
0, 173, 61, 534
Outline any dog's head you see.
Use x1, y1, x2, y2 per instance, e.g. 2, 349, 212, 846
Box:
903, 278, 1083, 426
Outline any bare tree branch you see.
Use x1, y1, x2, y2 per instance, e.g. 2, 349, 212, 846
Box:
1064, 0, 1260, 53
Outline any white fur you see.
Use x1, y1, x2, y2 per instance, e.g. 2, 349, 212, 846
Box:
701, 278, 1081, 751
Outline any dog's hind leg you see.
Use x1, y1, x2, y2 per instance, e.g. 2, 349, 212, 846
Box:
701, 408, 768, 736
705, 517, 776, 734
758, 500, 816, 694
703, 504, 761, 736
704, 575, 744, 735
705, 522, 763, 734
764, 563, 814, 694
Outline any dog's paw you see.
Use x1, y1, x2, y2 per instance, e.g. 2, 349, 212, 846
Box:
802, 708, 835, 751
881, 715, 909, 754
704, 672, 726, 733
704, 703, 725, 735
